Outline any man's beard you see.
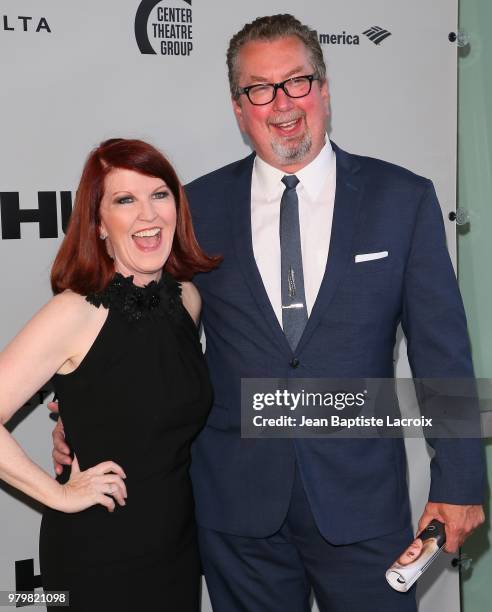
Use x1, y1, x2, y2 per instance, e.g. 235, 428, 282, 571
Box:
271, 131, 312, 163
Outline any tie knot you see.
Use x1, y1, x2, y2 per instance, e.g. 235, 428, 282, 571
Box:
282, 175, 299, 190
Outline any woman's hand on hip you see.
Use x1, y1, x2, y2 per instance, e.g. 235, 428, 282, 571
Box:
55, 456, 127, 513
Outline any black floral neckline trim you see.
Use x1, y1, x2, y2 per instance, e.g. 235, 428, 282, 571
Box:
86, 272, 182, 322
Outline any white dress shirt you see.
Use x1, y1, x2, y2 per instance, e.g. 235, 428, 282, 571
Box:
251, 139, 337, 325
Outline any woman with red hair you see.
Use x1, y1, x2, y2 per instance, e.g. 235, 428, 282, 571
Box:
0, 139, 219, 610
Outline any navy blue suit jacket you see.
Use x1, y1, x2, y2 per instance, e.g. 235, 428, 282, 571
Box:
186, 143, 484, 545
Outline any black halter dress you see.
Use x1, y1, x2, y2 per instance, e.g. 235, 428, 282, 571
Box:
40, 273, 212, 611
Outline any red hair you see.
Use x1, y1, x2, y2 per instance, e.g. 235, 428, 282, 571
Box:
51, 138, 220, 294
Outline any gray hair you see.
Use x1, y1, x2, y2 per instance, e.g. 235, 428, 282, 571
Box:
227, 14, 326, 99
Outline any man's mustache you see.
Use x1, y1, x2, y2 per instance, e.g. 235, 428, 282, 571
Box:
267, 111, 306, 126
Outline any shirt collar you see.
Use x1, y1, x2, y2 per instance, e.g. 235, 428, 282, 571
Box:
253, 137, 335, 202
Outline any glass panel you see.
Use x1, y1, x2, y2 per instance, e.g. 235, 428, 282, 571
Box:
458, 1, 492, 610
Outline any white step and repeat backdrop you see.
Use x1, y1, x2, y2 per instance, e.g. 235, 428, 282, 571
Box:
1, 1, 459, 610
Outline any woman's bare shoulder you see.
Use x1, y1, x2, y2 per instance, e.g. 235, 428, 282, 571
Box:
44, 290, 104, 326
180, 281, 201, 324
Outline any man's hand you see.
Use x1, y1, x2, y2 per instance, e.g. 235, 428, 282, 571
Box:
418, 502, 485, 553
48, 400, 72, 475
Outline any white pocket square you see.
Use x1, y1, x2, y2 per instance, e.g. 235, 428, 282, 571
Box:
354, 251, 389, 263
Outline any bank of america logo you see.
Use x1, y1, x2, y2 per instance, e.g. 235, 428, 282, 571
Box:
363, 26, 392, 45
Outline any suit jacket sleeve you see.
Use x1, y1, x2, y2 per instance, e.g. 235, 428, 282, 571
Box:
400, 179, 485, 504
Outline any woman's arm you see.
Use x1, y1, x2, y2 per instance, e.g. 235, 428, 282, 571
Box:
0, 292, 126, 512
181, 281, 202, 325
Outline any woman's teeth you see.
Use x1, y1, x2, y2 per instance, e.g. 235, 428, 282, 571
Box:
133, 228, 161, 238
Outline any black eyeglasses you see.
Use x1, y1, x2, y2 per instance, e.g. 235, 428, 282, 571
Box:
237, 74, 320, 106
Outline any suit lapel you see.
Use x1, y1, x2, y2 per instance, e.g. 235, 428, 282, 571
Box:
296, 144, 365, 354
229, 154, 291, 353
228, 145, 365, 356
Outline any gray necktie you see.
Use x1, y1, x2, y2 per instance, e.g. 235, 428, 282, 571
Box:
280, 175, 308, 350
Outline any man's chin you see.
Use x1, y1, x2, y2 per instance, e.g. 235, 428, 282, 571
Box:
271, 136, 312, 164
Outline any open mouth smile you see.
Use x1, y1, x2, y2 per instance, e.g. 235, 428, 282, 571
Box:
132, 227, 162, 251
270, 116, 304, 136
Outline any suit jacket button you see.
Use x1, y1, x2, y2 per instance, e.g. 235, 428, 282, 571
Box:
289, 358, 300, 368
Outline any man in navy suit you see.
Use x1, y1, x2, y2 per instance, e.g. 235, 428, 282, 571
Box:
53, 14, 485, 612
186, 14, 485, 612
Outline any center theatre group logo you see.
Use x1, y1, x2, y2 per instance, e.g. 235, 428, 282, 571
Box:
135, 0, 193, 56
319, 25, 392, 46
